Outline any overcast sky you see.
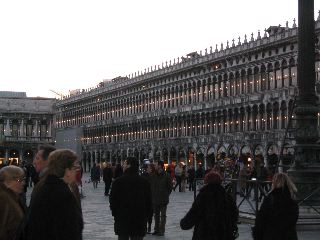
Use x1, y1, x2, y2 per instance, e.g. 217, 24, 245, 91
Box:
1, 0, 320, 98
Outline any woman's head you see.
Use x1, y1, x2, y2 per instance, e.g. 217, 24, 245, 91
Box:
47, 149, 79, 184
204, 171, 222, 185
0, 165, 25, 194
272, 173, 297, 197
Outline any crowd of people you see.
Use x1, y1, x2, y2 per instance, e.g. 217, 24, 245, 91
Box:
0, 145, 299, 240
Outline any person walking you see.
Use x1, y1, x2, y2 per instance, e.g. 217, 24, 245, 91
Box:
103, 162, 113, 196
109, 157, 152, 240
114, 163, 123, 179
149, 161, 173, 236
90, 162, 100, 189
0, 165, 26, 240
143, 163, 155, 234
180, 171, 239, 240
27, 149, 83, 240
195, 164, 205, 178
181, 165, 187, 192
173, 163, 183, 192
187, 165, 195, 191
252, 173, 298, 240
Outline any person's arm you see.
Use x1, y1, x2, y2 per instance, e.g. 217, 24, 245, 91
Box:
109, 180, 119, 216
180, 193, 203, 230
166, 175, 173, 194
252, 195, 270, 240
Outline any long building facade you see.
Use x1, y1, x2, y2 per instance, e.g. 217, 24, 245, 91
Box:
55, 17, 320, 172
0, 92, 55, 165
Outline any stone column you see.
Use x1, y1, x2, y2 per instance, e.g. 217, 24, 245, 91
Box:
20, 119, 24, 137
5, 119, 10, 136
33, 120, 38, 137
5, 149, 9, 162
288, 0, 320, 206
19, 149, 23, 163
48, 120, 52, 137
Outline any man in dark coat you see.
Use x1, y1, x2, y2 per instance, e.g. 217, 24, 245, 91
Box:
187, 165, 196, 191
180, 171, 239, 240
149, 161, 173, 236
109, 157, 152, 240
103, 162, 113, 196
30, 144, 56, 204
90, 162, 101, 189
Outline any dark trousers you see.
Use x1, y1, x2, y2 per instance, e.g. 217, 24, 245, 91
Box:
118, 235, 143, 240
174, 176, 182, 192
153, 204, 167, 234
188, 178, 194, 191
104, 181, 112, 195
92, 180, 98, 189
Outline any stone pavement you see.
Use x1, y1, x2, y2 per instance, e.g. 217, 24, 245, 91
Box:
27, 173, 320, 239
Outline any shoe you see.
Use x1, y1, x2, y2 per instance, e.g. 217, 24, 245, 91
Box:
152, 232, 161, 236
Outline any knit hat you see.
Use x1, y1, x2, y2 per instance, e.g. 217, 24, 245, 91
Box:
204, 171, 222, 184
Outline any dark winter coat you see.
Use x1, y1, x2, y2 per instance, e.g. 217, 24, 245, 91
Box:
103, 167, 113, 183
27, 175, 83, 240
0, 183, 25, 240
90, 165, 100, 181
109, 168, 152, 236
149, 170, 172, 206
252, 187, 298, 240
180, 183, 239, 240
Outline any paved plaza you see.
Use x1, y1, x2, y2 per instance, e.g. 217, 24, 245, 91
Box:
26, 173, 320, 239
78, 173, 319, 240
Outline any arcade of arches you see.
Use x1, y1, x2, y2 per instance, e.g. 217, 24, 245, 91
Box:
55, 24, 320, 172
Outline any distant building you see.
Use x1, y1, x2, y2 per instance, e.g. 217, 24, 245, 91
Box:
55, 17, 320, 172
0, 91, 55, 165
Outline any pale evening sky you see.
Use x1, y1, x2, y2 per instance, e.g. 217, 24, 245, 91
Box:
0, 0, 320, 98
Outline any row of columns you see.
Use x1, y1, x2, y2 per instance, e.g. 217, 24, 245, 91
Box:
57, 63, 302, 128
83, 102, 291, 144
0, 119, 52, 138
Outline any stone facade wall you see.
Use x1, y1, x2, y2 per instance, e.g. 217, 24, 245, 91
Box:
0, 95, 55, 164
55, 20, 320, 171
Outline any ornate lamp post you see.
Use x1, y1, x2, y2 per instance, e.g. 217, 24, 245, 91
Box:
288, 0, 320, 204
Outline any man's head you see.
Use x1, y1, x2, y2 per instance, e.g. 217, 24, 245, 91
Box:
33, 145, 56, 173
155, 160, 164, 172
123, 157, 139, 173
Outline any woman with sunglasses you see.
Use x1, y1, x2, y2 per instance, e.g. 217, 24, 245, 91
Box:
0, 165, 26, 240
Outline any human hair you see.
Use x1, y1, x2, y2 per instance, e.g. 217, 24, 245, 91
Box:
39, 144, 56, 161
148, 163, 155, 173
204, 171, 222, 185
272, 173, 297, 197
47, 149, 77, 178
126, 157, 139, 172
157, 160, 164, 168
0, 165, 25, 182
